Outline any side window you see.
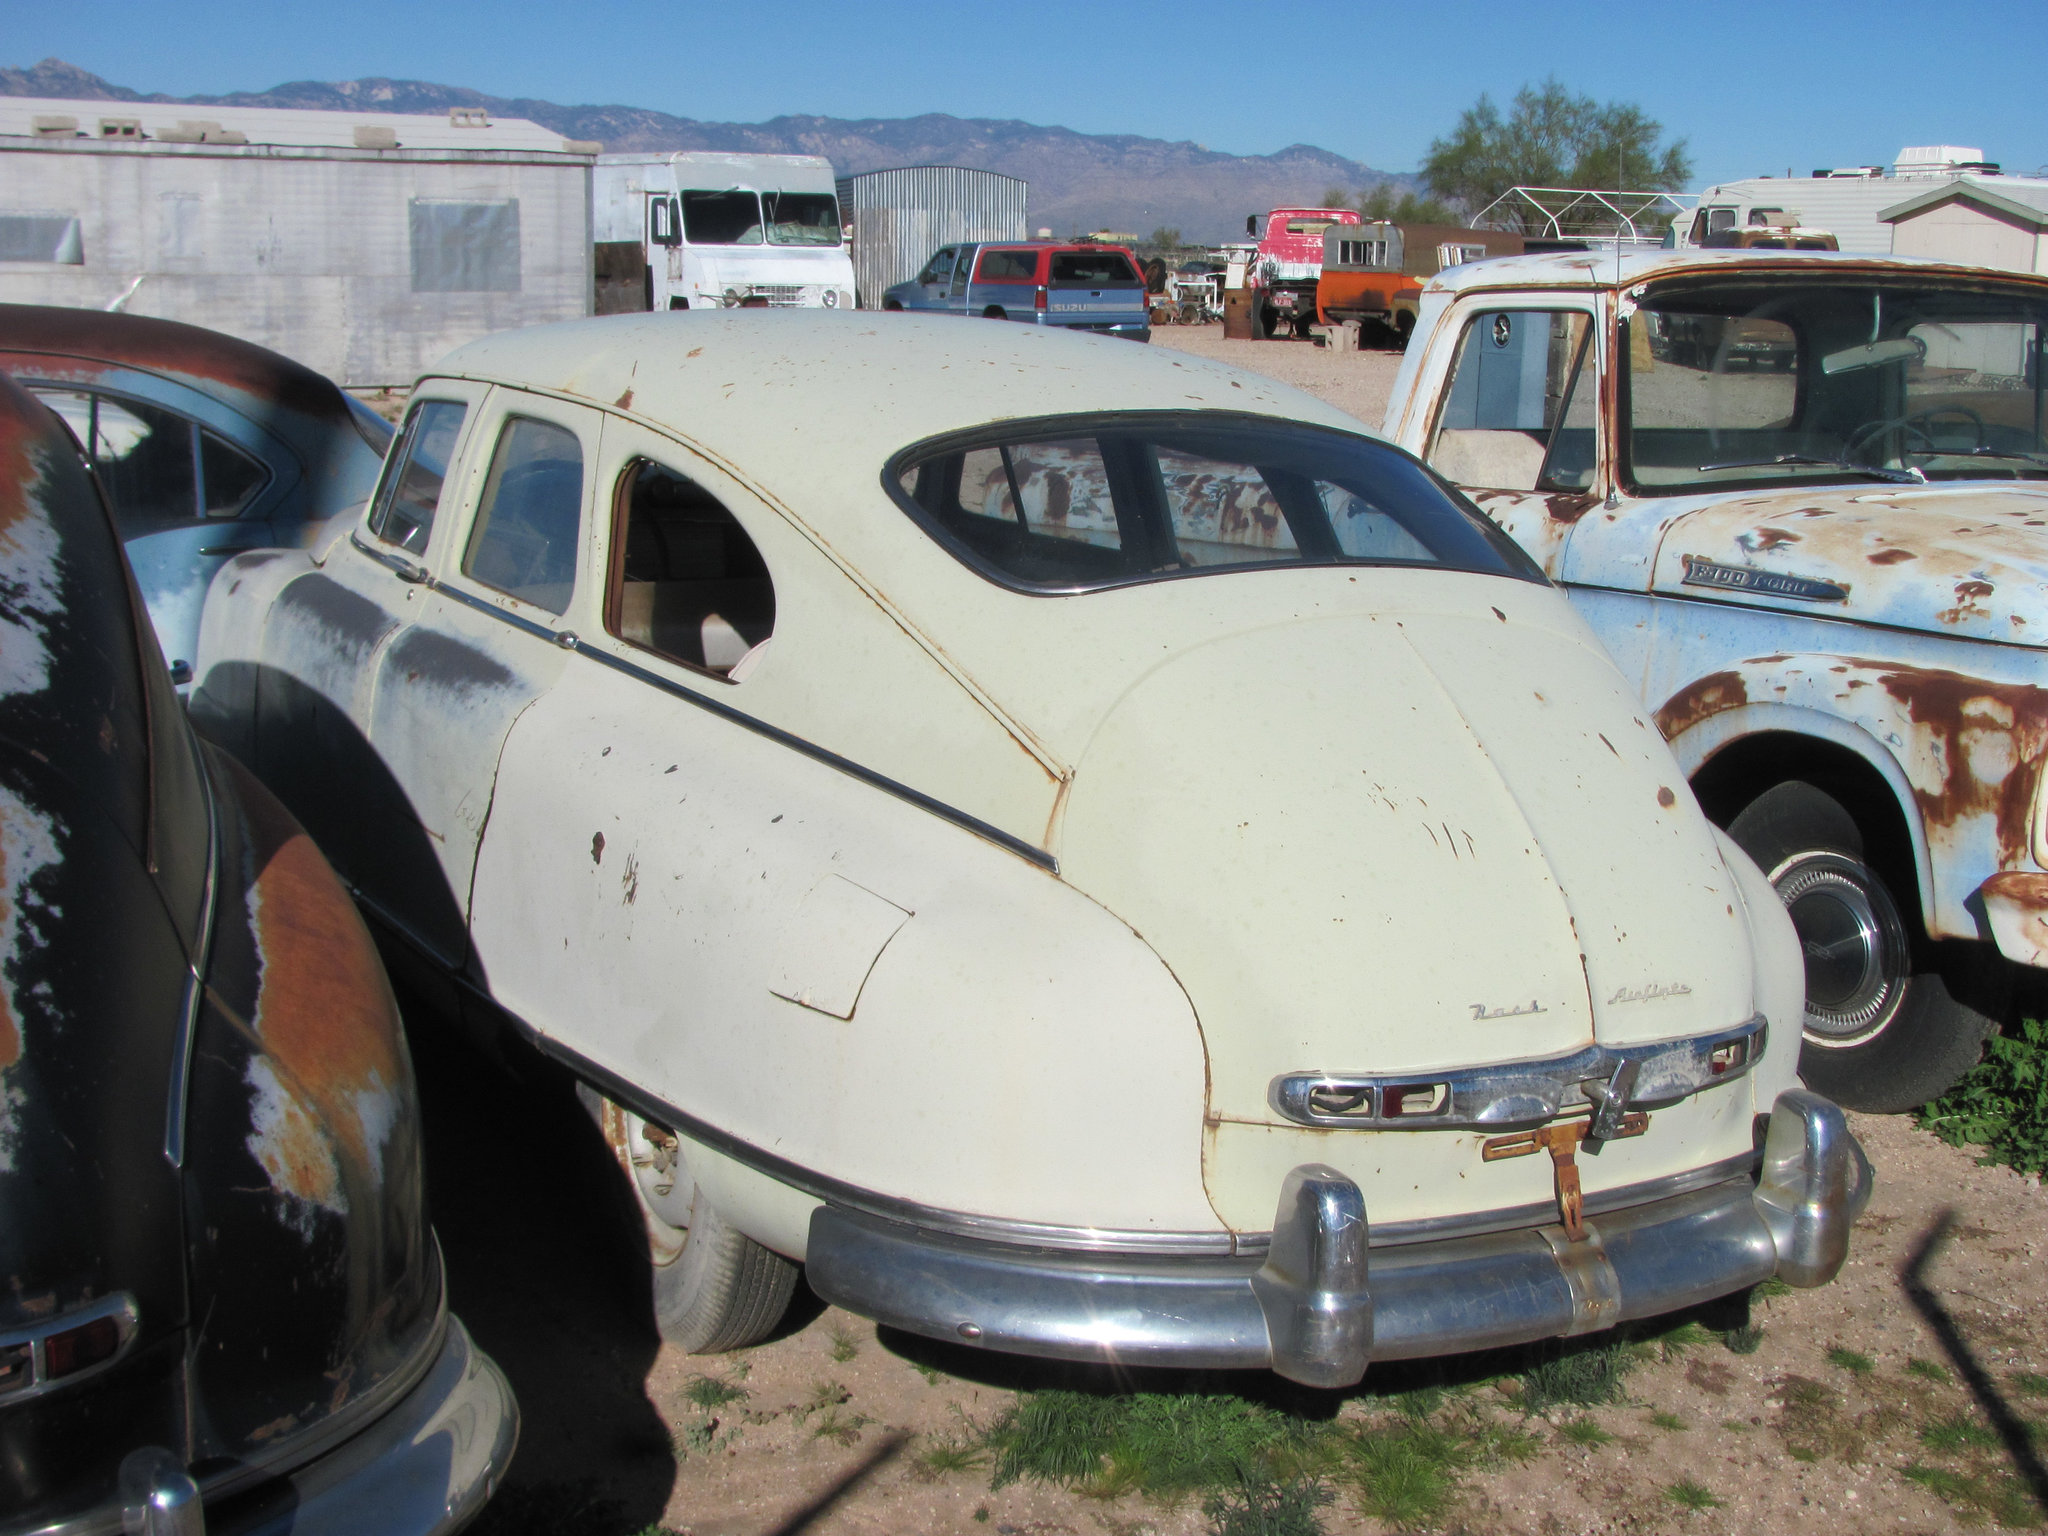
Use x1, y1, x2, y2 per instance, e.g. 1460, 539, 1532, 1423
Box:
977, 248, 1038, 282
918, 248, 955, 285
950, 248, 974, 298
899, 438, 1130, 585
30, 387, 268, 529
648, 195, 680, 247
1428, 311, 1594, 492
370, 399, 467, 555
607, 460, 775, 678
462, 417, 584, 615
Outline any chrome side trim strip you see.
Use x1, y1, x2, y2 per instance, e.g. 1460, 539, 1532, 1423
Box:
162, 737, 220, 1168
1270, 1014, 1766, 1130
350, 531, 1057, 874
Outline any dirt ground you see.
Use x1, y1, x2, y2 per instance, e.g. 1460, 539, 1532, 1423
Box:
412, 999, 2048, 1536
1148, 322, 1404, 430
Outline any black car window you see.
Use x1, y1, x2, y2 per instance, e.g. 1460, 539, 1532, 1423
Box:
370, 398, 467, 555
463, 416, 584, 614
682, 190, 763, 246
29, 386, 269, 530
893, 414, 1541, 592
607, 459, 775, 679
1049, 252, 1141, 287
977, 248, 1039, 283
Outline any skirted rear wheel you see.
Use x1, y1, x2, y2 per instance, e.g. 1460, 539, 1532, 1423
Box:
587, 1088, 797, 1351
1728, 781, 1998, 1112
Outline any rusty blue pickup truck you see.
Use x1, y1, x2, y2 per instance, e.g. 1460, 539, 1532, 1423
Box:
1387, 249, 2048, 1111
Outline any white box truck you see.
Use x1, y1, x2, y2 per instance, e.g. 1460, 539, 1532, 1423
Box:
594, 151, 855, 312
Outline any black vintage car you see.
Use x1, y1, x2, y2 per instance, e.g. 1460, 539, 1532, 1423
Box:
0, 374, 516, 1529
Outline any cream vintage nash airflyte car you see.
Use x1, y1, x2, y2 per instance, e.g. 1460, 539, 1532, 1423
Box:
191, 311, 1868, 1387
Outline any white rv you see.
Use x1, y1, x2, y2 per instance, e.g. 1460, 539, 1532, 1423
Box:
594, 152, 855, 312
1675, 146, 2048, 255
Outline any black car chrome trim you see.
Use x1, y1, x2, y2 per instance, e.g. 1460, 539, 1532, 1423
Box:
349, 532, 1058, 874
0, 1292, 140, 1406
1270, 1014, 1767, 1130
162, 738, 220, 1169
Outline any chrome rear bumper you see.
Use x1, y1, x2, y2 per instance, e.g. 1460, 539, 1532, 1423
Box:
807, 1089, 1870, 1388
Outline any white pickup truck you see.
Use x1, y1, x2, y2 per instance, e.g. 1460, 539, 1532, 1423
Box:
1384, 249, 2048, 1111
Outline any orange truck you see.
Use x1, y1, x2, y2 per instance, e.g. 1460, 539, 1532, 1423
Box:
1316, 222, 1523, 346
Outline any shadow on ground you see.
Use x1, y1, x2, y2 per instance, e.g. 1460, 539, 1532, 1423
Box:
404, 987, 676, 1536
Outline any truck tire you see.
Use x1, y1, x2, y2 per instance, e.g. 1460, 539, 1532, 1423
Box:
1727, 781, 1997, 1112
588, 1087, 798, 1351
982, 306, 1007, 320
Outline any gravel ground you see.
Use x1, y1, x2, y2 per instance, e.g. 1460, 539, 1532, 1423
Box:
1148, 322, 1406, 431
420, 996, 2048, 1536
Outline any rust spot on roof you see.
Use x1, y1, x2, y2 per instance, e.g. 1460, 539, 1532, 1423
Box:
1868, 547, 1917, 565
1657, 786, 1677, 808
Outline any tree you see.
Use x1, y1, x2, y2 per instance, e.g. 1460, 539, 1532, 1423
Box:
1146, 226, 1184, 251
1357, 184, 1460, 225
1420, 78, 1691, 225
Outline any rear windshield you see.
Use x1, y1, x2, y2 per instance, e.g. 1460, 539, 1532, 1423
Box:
1050, 252, 1141, 287
977, 248, 1040, 282
891, 414, 1542, 591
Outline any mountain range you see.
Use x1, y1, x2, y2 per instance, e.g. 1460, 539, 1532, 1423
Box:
2, 57, 1414, 243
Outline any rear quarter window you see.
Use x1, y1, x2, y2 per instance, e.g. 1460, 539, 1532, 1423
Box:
976, 248, 1040, 283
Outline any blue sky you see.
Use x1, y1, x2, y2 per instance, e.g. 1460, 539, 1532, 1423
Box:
12, 0, 2047, 189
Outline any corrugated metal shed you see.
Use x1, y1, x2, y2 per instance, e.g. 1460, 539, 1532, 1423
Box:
835, 167, 1027, 309
0, 98, 595, 387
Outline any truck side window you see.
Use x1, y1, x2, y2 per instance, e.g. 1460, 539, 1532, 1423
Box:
371, 399, 467, 555
918, 248, 955, 286
1429, 311, 1594, 492
463, 416, 584, 614
607, 460, 774, 679
950, 248, 973, 299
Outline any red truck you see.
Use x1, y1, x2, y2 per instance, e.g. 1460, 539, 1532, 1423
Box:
1244, 207, 1359, 338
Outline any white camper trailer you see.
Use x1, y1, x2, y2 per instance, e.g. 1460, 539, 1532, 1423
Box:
594, 152, 855, 313
1675, 146, 2048, 255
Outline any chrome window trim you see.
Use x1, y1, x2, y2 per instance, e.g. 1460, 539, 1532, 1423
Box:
347, 530, 1058, 874
162, 735, 219, 1168
1270, 1014, 1767, 1130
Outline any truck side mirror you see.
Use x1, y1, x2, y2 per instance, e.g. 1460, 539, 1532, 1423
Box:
649, 197, 681, 247
1246, 215, 1258, 236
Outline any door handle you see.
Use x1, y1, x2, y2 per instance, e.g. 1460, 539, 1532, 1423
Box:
393, 559, 431, 584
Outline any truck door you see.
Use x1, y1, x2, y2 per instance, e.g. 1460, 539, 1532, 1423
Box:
647, 193, 683, 308
911, 247, 955, 311
1421, 304, 1601, 574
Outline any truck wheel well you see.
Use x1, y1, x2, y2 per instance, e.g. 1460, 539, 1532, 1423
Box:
1690, 731, 1920, 924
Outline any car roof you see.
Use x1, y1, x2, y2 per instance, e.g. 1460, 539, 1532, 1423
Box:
1425, 248, 2048, 295
427, 310, 1363, 518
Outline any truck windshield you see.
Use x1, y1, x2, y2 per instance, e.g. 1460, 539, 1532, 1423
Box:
1625, 277, 2048, 491
891, 413, 1543, 592
762, 192, 841, 246
682, 190, 763, 245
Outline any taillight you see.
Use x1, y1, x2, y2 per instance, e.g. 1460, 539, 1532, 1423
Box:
1035, 286, 1047, 310
0, 1293, 138, 1401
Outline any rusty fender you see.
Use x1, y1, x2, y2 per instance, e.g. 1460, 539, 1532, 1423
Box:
1655, 655, 2048, 948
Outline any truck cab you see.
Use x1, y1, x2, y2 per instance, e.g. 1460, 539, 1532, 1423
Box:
1385, 249, 2048, 1112
593, 152, 856, 313
1317, 222, 1524, 348
1245, 208, 1358, 338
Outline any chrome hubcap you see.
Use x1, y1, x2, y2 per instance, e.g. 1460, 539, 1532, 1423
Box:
1771, 851, 1910, 1047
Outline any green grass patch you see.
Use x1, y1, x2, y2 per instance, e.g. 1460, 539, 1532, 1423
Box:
1203, 1473, 1333, 1536
682, 1372, 748, 1410
1649, 1411, 1686, 1431
914, 1432, 986, 1479
1906, 1357, 1952, 1385
1921, 1411, 2001, 1453
1724, 1324, 1765, 1355
1827, 1347, 1876, 1376
1557, 1417, 1612, 1447
1919, 1015, 2048, 1175
1665, 1478, 1721, 1511
1654, 1321, 1719, 1359
986, 1391, 1315, 1497
828, 1326, 860, 1363
1753, 1275, 1795, 1301
1903, 1464, 2044, 1526
2014, 1371, 2048, 1399
1518, 1340, 1640, 1412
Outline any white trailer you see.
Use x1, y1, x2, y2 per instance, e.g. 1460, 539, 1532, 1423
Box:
1675, 146, 2048, 255
0, 96, 596, 387
593, 152, 855, 313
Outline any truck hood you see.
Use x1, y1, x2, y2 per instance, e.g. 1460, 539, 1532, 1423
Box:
1055, 607, 1759, 1124
1651, 480, 2048, 648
